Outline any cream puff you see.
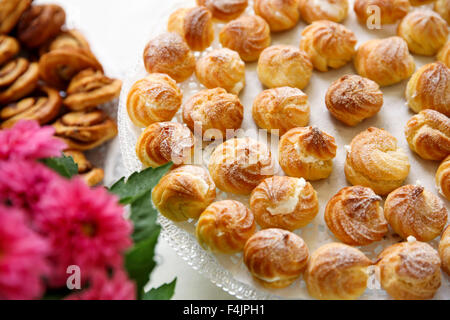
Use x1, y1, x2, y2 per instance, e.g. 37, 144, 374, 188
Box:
298, 0, 349, 24
439, 225, 450, 275
436, 155, 450, 200
196, 0, 248, 21
437, 41, 450, 67
434, 0, 450, 24
254, 0, 300, 32
354, 0, 410, 25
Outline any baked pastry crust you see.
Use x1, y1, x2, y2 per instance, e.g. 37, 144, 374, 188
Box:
219, 15, 271, 62
250, 176, 319, 231
143, 32, 196, 83
325, 75, 383, 126
127, 73, 182, 128
63, 150, 104, 187
354, 0, 410, 25
195, 48, 245, 95
325, 186, 388, 246
278, 126, 337, 180
0, 58, 39, 104
345, 127, 410, 196
436, 155, 450, 200
254, 0, 300, 32
196, 200, 256, 253
39, 29, 92, 56
405, 109, 450, 161
298, 0, 349, 24
152, 165, 216, 222
304, 243, 372, 300
439, 225, 450, 275
300, 20, 356, 72
434, 0, 450, 24
0, 0, 32, 35
0, 35, 19, 66
244, 228, 309, 288
196, 0, 248, 21
257, 45, 313, 89
437, 41, 450, 67
405, 62, 450, 117
167, 7, 214, 51
377, 240, 441, 300
397, 10, 448, 56
384, 185, 447, 242
354, 36, 415, 87
208, 137, 274, 194
252, 87, 310, 136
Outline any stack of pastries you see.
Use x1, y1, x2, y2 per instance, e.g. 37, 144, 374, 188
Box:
129, 0, 450, 300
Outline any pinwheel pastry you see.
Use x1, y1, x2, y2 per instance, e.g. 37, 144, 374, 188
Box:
167, 7, 214, 51
298, 0, 349, 24
405, 62, 450, 117
434, 0, 450, 24
436, 155, 450, 200
0, 0, 32, 34
53, 109, 118, 151
325, 186, 388, 246
384, 185, 447, 242
278, 126, 337, 180
397, 10, 448, 56
244, 228, 309, 288
63, 69, 122, 111
1, 85, 62, 129
143, 33, 196, 83
299, 20, 356, 72
17, 4, 66, 48
136, 122, 194, 168
345, 127, 410, 196
196, 200, 256, 254
253, 0, 300, 32
377, 240, 441, 300
219, 15, 271, 62
438, 41, 450, 67
325, 75, 383, 126
354, 37, 415, 87
195, 48, 245, 95
354, 0, 410, 25
257, 45, 313, 90
39, 29, 92, 56
439, 226, 450, 275
182, 88, 244, 139
152, 165, 216, 222
304, 243, 372, 300
404, 109, 450, 161
208, 137, 274, 194
252, 87, 310, 136
196, 0, 248, 21
250, 176, 319, 231
127, 73, 182, 128
0, 35, 19, 66
63, 150, 104, 187
0, 58, 39, 104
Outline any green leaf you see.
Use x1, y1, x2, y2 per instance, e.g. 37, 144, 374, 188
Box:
129, 190, 158, 243
142, 278, 177, 300
42, 155, 78, 178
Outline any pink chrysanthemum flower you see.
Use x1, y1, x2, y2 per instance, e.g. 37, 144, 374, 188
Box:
38, 178, 132, 287
0, 205, 49, 300
0, 120, 66, 161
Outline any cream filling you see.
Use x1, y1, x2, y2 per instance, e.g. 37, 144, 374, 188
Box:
407, 235, 417, 243
267, 178, 306, 215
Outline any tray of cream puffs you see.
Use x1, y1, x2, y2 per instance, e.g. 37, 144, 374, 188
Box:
118, 0, 450, 300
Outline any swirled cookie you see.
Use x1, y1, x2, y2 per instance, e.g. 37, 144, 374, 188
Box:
0, 35, 19, 66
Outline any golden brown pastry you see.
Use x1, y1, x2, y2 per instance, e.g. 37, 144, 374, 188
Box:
439, 225, 450, 275
278, 126, 337, 180
252, 87, 310, 136
152, 165, 216, 222
354, 37, 415, 87
127, 73, 182, 128
345, 127, 410, 196
254, 0, 300, 32
384, 185, 447, 242
410, 0, 436, 5
377, 240, 441, 300
182, 88, 244, 139
304, 243, 372, 300
53, 109, 118, 151
63, 150, 104, 187
0, 35, 19, 66
219, 15, 271, 62
434, 0, 450, 24
354, 0, 410, 25
196, 200, 256, 254
398, 10, 448, 56
0, 58, 39, 104
257, 45, 313, 89
436, 155, 450, 200
196, 0, 248, 21
208, 137, 274, 194
298, 0, 349, 24
325, 75, 383, 126
244, 228, 309, 288
405, 109, 450, 161
195, 48, 245, 95
405, 62, 450, 117
136, 122, 194, 168
437, 41, 450, 67
0, 0, 32, 34
143, 33, 196, 83
1, 85, 62, 129
250, 176, 319, 231
299, 20, 356, 72
325, 186, 388, 246
39, 29, 92, 56
167, 7, 214, 51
